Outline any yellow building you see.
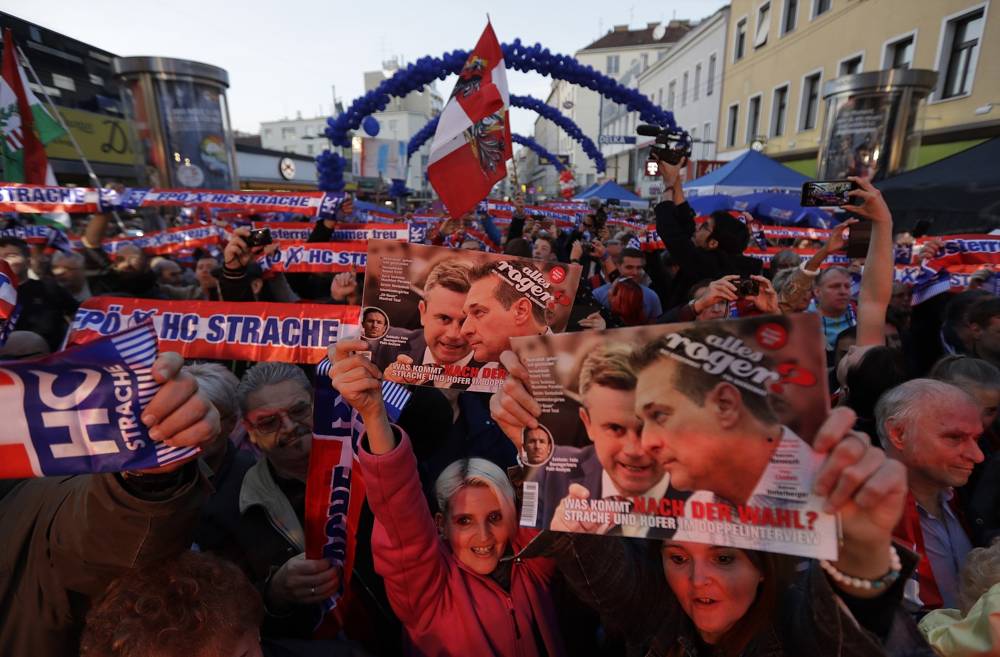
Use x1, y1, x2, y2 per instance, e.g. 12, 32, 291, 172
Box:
716, 0, 998, 175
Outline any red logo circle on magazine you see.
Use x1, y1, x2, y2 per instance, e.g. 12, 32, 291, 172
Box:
549, 266, 566, 284
756, 322, 788, 350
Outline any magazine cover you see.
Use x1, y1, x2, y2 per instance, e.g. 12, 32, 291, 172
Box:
361, 240, 581, 393
509, 313, 840, 560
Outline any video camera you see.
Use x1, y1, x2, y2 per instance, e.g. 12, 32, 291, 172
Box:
636, 124, 693, 165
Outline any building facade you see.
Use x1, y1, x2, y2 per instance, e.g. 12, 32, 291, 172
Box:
716, 0, 999, 175
629, 8, 731, 197
260, 113, 335, 158
360, 60, 441, 199
525, 21, 691, 198
0, 12, 141, 184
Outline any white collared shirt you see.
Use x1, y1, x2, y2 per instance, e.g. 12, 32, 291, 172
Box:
671, 427, 837, 559
422, 346, 474, 389
601, 470, 671, 538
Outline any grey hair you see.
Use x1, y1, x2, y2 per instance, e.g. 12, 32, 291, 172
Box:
771, 249, 800, 271
152, 258, 180, 276
958, 539, 1000, 615
51, 250, 85, 268
815, 266, 850, 286
875, 379, 976, 449
771, 268, 796, 295
434, 458, 517, 535
236, 362, 310, 415
184, 362, 240, 423
930, 355, 1000, 392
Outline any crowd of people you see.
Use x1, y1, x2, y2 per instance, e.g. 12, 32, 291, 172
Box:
1, 154, 998, 657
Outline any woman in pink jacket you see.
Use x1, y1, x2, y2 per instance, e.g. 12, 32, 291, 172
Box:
330, 339, 567, 657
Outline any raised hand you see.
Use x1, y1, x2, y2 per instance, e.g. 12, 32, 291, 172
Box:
224, 226, 278, 270
489, 350, 541, 450
329, 338, 385, 421
135, 352, 220, 473
811, 407, 907, 592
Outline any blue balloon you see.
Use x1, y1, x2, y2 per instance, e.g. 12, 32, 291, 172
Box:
362, 116, 380, 137
318, 40, 681, 190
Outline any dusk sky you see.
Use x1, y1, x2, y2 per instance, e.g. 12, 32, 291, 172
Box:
7, 0, 728, 137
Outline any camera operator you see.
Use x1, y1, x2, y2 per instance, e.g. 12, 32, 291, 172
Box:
650, 149, 763, 310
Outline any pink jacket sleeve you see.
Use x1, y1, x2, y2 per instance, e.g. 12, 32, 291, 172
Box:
358, 430, 449, 630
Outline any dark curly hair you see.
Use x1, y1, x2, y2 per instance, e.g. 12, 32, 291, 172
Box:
80, 551, 262, 657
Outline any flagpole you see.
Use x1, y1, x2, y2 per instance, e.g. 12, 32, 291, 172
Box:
14, 43, 127, 231
509, 152, 520, 199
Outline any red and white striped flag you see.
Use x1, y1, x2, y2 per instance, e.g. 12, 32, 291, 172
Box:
427, 22, 512, 219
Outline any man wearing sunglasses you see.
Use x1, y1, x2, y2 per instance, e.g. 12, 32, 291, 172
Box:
225, 362, 341, 642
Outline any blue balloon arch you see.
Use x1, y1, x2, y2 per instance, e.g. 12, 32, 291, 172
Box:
317, 39, 678, 191
406, 95, 606, 174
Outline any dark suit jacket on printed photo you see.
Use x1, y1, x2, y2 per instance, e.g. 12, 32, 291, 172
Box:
526, 444, 603, 530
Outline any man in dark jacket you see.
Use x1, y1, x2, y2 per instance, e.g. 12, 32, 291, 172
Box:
653, 156, 763, 309
0, 352, 220, 657
0, 237, 79, 351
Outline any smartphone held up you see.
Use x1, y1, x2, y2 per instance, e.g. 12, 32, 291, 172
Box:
800, 180, 860, 207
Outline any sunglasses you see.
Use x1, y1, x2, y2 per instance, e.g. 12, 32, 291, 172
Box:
246, 401, 312, 435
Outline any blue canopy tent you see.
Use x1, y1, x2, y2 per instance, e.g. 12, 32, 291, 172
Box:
574, 181, 599, 197
687, 194, 735, 215
730, 191, 784, 214
685, 150, 809, 196
575, 180, 649, 210
754, 194, 837, 228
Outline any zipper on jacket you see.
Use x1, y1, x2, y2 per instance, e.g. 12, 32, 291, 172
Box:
505, 596, 522, 640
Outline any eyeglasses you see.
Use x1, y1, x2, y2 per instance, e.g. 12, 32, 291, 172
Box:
246, 401, 312, 435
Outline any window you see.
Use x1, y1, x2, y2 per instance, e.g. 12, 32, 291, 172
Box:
606, 55, 620, 75
813, 0, 831, 18
88, 73, 103, 86
886, 35, 914, 69
800, 72, 821, 130
747, 95, 762, 144
642, 53, 649, 70
735, 18, 747, 61
668, 81, 676, 110
839, 55, 863, 76
282, 127, 296, 139
306, 144, 314, 155
755, 2, 771, 48
942, 9, 985, 99
727, 104, 739, 147
707, 55, 716, 95
682, 72, 689, 106
658, 88, 663, 107
703, 122, 712, 149
51, 73, 76, 92
782, 0, 798, 34
694, 64, 701, 101
264, 128, 273, 137
388, 119, 398, 132
771, 85, 789, 136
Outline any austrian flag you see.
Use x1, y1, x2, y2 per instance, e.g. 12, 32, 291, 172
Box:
427, 22, 512, 218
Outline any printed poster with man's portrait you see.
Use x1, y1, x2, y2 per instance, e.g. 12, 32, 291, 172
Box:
361, 240, 582, 393
510, 313, 840, 560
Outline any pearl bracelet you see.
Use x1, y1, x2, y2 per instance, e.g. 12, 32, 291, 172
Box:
819, 545, 903, 591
